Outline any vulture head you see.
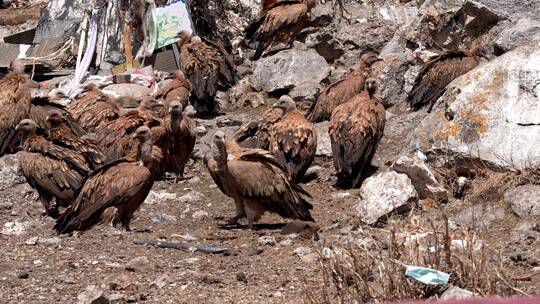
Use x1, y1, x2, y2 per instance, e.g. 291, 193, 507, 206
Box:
15, 119, 38, 136
273, 95, 296, 114
133, 126, 153, 166
169, 100, 184, 116
471, 46, 489, 60
9, 59, 25, 73
167, 70, 186, 80
360, 52, 383, 67
133, 126, 151, 142
46, 109, 65, 127
191, 36, 203, 44
213, 131, 227, 158
140, 97, 160, 110
365, 78, 379, 98
175, 30, 192, 46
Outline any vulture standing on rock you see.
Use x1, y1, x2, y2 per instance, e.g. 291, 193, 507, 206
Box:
97, 97, 161, 162
306, 52, 383, 123
15, 119, 92, 218
46, 109, 105, 170
234, 96, 317, 181
67, 85, 120, 132
408, 47, 488, 112
154, 70, 192, 117
245, 0, 317, 60
54, 126, 155, 234
206, 131, 314, 229
0, 60, 31, 156
329, 78, 386, 188
176, 30, 235, 114
150, 101, 196, 180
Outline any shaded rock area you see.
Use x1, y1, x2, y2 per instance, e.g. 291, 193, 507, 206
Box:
504, 185, 540, 217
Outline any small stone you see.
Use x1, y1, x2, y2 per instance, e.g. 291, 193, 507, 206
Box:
440, 286, 476, 300
77, 285, 110, 304
191, 211, 209, 220
281, 220, 319, 240
293, 246, 312, 257
179, 191, 205, 203
1, 221, 28, 236
236, 272, 248, 284
150, 212, 177, 223
272, 291, 283, 298
40, 237, 62, 246
33, 260, 43, 266
194, 126, 207, 136
62, 275, 76, 284
279, 239, 293, 247
149, 275, 168, 289
25, 237, 38, 245
107, 293, 125, 303
18, 271, 29, 279
304, 166, 324, 181
257, 236, 276, 246
332, 192, 350, 199
125, 256, 150, 272
146, 190, 177, 204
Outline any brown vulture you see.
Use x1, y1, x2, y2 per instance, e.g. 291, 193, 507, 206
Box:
150, 101, 196, 180
29, 93, 86, 138
206, 131, 314, 229
54, 126, 155, 234
46, 109, 105, 170
329, 78, 386, 188
0, 60, 32, 156
234, 96, 317, 181
96, 97, 161, 162
408, 47, 488, 112
306, 52, 382, 123
15, 119, 92, 218
176, 30, 236, 114
67, 85, 120, 132
245, 0, 317, 60
154, 70, 192, 118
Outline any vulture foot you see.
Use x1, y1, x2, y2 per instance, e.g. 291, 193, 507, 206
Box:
44, 208, 60, 219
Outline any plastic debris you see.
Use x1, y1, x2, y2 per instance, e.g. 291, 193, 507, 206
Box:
405, 265, 450, 285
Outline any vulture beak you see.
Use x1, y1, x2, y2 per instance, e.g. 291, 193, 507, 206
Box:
164, 72, 174, 80
45, 115, 50, 121
15, 124, 21, 132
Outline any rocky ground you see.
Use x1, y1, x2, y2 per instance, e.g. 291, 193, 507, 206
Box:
1, 0, 540, 303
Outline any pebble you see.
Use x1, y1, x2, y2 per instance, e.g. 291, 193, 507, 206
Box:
332, 192, 351, 199
179, 191, 205, 203
236, 272, 248, 284
18, 271, 29, 279
192, 211, 209, 220
125, 256, 150, 272
258, 236, 276, 246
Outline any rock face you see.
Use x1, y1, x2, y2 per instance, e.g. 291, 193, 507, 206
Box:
391, 152, 448, 201
0, 154, 25, 191
412, 43, 540, 171
314, 122, 332, 157
355, 171, 418, 225
450, 205, 506, 229
504, 185, 540, 216
189, 0, 261, 45
494, 18, 540, 53
251, 49, 330, 93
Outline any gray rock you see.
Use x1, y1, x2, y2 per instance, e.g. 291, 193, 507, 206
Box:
289, 83, 322, 102
1, 221, 29, 236
355, 171, 418, 225
304, 166, 324, 180
314, 122, 332, 157
178, 191, 205, 204
102, 84, 152, 100
193, 126, 240, 160
145, 190, 177, 205
191, 211, 209, 220
495, 18, 540, 53
440, 286, 477, 300
391, 152, 448, 201
0, 154, 25, 191
504, 185, 540, 216
412, 43, 540, 171
107, 293, 125, 303
194, 126, 208, 137
450, 205, 506, 229
149, 275, 168, 289
216, 114, 250, 127
372, 52, 414, 107
150, 213, 178, 223
125, 256, 150, 273
77, 285, 109, 304
257, 236, 276, 246
251, 49, 330, 93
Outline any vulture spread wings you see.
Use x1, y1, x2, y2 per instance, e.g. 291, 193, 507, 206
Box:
67, 88, 120, 132
207, 133, 314, 228
245, 0, 314, 60
408, 49, 486, 112
329, 80, 386, 188
54, 127, 155, 234
0, 71, 31, 155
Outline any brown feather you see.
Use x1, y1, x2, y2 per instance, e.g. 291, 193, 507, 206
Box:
67, 88, 120, 132
0, 71, 31, 155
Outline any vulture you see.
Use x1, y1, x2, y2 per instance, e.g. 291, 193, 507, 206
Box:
234, 96, 317, 181
206, 131, 314, 229
245, 0, 317, 60
15, 119, 92, 218
408, 47, 488, 112
96, 97, 161, 162
67, 85, 120, 132
150, 101, 196, 180
29, 94, 86, 137
54, 126, 155, 234
154, 70, 192, 117
329, 78, 386, 188
0, 59, 31, 156
306, 52, 382, 123
46, 109, 105, 170
176, 30, 235, 114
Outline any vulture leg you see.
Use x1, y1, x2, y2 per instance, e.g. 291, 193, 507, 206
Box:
227, 198, 246, 226
244, 200, 264, 230
37, 191, 59, 218
101, 207, 119, 226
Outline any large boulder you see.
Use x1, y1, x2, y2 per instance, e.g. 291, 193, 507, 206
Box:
504, 185, 540, 217
251, 48, 330, 93
355, 171, 419, 225
412, 43, 540, 171
494, 18, 540, 54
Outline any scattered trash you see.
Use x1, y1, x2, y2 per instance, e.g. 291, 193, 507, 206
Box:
405, 265, 450, 285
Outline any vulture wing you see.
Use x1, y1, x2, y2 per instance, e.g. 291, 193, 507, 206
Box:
206, 158, 228, 196
0, 72, 31, 155
54, 161, 153, 234
234, 107, 282, 149
50, 125, 104, 170
329, 92, 385, 187
408, 50, 480, 110
269, 110, 317, 180
29, 98, 86, 136
67, 93, 120, 132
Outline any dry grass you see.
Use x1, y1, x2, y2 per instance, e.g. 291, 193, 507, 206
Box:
303, 211, 526, 304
